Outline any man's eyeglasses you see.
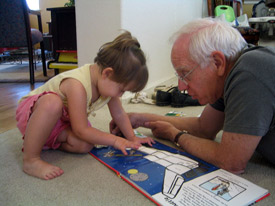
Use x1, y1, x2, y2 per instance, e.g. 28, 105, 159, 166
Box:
174, 66, 197, 85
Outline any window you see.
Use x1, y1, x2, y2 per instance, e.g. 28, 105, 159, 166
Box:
26, 0, 39, 10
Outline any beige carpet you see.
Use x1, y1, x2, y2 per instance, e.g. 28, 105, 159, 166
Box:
0, 102, 274, 206
0, 63, 54, 83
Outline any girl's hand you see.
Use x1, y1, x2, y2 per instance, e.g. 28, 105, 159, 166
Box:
113, 137, 141, 155
132, 136, 155, 147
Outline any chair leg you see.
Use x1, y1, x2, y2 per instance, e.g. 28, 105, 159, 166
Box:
40, 41, 47, 76
28, 47, 35, 85
33, 49, 37, 70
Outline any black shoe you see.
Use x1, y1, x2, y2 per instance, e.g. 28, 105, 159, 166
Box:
171, 88, 187, 107
171, 88, 201, 107
156, 87, 177, 106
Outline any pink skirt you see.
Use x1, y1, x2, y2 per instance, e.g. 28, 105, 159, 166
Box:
16, 91, 70, 150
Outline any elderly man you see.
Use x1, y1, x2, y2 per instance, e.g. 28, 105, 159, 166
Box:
111, 18, 275, 174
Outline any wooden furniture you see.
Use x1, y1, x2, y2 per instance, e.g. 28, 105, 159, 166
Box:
46, 7, 78, 74
0, 0, 47, 85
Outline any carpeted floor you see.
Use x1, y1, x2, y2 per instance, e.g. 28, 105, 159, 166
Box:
0, 102, 274, 206
0, 62, 54, 83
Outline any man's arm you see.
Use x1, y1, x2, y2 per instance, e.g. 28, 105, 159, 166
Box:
176, 104, 225, 139
118, 104, 225, 140
175, 130, 261, 174
143, 105, 262, 173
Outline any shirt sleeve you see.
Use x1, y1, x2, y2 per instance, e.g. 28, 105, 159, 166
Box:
223, 70, 273, 136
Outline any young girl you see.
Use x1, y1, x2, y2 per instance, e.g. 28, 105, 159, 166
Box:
16, 31, 154, 180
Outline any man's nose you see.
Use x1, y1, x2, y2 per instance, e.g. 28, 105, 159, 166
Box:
178, 79, 188, 91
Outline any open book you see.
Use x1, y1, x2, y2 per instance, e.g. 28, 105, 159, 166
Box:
89, 132, 269, 206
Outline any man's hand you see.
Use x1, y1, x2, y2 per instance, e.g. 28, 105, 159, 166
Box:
113, 137, 141, 155
144, 121, 180, 142
109, 119, 123, 136
109, 113, 144, 136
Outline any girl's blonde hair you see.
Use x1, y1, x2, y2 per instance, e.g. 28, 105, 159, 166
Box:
94, 31, 148, 92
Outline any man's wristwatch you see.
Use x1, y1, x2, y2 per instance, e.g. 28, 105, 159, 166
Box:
174, 130, 188, 147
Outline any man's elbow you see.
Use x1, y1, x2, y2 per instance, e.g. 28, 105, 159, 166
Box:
219, 158, 247, 174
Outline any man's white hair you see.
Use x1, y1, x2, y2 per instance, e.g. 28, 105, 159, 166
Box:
171, 18, 247, 68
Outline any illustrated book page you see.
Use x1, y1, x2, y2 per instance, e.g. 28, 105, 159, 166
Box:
89, 132, 269, 206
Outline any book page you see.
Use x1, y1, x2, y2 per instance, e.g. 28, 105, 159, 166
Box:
90, 141, 269, 206
152, 169, 268, 206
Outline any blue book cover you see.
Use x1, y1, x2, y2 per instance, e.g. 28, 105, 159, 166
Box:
89, 132, 269, 206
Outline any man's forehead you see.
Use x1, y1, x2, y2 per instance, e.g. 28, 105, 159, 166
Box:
171, 35, 192, 68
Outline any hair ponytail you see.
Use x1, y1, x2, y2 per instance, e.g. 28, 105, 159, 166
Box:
94, 31, 148, 92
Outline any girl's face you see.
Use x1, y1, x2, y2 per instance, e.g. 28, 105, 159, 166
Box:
98, 68, 134, 98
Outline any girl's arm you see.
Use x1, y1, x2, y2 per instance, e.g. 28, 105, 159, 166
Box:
108, 97, 154, 145
108, 97, 136, 140
60, 78, 140, 154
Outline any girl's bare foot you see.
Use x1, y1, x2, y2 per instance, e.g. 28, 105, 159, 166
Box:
23, 158, 64, 180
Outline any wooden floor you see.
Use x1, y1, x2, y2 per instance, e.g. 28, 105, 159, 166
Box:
0, 82, 44, 134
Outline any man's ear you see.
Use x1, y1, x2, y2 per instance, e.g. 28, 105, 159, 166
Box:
211, 51, 226, 76
101, 67, 114, 79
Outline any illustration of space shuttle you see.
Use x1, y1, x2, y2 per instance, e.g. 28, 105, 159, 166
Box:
138, 146, 199, 199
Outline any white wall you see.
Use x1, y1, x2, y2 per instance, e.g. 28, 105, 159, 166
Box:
76, 0, 205, 95
75, 0, 121, 65
120, 0, 204, 90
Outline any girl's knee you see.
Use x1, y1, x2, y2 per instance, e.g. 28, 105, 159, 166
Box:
60, 130, 94, 153
77, 142, 94, 153
35, 94, 63, 114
